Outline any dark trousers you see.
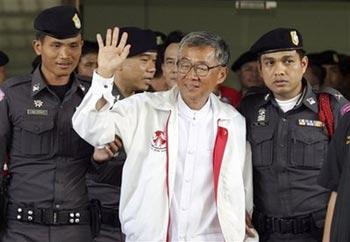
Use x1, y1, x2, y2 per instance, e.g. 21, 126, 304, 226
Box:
1, 220, 92, 242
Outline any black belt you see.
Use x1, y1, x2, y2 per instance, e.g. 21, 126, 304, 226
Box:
7, 204, 90, 225
101, 207, 120, 228
252, 210, 315, 235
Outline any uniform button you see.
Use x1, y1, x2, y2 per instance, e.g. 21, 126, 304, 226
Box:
282, 118, 287, 122
69, 218, 74, 224
17, 208, 22, 213
55, 204, 60, 209
75, 212, 80, 217
17, 215, 21, 220
104, 85, 108, 88
75, 218, 80, 223
59, 105, 63, 109
28, 216, 33, 221
28, 210, 33, 215
70, 213, 74, 218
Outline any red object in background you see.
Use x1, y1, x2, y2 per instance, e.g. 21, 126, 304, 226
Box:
218, 85, 242, 107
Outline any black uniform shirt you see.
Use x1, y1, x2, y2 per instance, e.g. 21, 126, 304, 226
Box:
239, 81, 348, 220
86, 85, 127, 208
0, 67, 93, 209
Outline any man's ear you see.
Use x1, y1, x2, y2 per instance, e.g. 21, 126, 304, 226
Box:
32, 39, 42, 56
216, 67, 228, 85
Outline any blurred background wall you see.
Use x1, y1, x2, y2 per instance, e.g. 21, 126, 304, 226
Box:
1, 0, 350, 86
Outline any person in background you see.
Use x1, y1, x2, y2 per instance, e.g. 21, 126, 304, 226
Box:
73, 28, 255, 242
77, 40, 98, 78
0, 51, 9, 84
86, 26, 157, 242
318, 111, 350, 242
303, 61, 326, 90
231, 50, 264, 95
240, 27, 349, 242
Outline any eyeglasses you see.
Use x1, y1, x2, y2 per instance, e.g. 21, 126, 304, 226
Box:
177, 59, 225, 77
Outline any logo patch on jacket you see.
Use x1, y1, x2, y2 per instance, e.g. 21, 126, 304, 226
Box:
151, 130, 167, 152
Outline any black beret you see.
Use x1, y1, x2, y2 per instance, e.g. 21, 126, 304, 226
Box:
231, 51, 257, 72
250, 28, 303, 55
0, 51, 9, 66
308, 50, 339, 65
119, 27, 157, 58
82, 40, 98, 56
34, 5, 82, 39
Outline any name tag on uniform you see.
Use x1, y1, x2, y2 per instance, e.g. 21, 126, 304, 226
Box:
298, 119, 324, 128
27, 109, 48, 116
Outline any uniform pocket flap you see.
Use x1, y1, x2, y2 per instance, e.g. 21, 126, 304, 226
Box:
293, 129, 327, 145
250, 129, 274, 144
20, 118, 54, 134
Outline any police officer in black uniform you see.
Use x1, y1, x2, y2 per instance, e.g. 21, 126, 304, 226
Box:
0, 5, 94, 242
88, 27, 157, 242
239, 28, 349, 242
318, 109, 350, 241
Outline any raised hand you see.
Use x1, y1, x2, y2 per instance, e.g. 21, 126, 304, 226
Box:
96, 27, 131, 78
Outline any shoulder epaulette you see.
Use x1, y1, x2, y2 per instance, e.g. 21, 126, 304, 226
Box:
76, 74, 92, 83
2, 74, 32, 90
317, 87, 345, 101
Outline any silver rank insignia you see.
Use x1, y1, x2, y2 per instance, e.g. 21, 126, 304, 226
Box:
335, 92, 343, 100
298, 119, 324, 128
264, 93, 270, 101
32, 84, 40, 92
34, 99, 43, 108
306, 97, 316, 105
257, 108, 266, 122
346, 136, 350, 145
79, 84, 86, 92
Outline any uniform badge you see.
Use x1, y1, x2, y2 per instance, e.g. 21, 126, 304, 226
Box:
290, 31, 299, 46
346, 136, 350, 145
34, 99, 43, 108
79, 84, 86, 92
333, 53, 339, 63
257, 108, 266, 122
151, 130, 167, 152
0, 88, 4, 102
306, 97, 316, 105
27, 109, 48, 116
72, 14, 81, 29
298, 119, 324, 128
335, 92, 343, 100
32, 83, 40, 92
264, 93, 270, 101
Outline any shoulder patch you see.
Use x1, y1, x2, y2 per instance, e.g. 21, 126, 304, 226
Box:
0, 88, 4, 102
341, 103, 350, 116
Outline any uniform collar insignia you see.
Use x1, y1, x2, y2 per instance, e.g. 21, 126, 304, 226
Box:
79, 83, 86, 92
32, 83, 40, 92
306, 97, 316, 105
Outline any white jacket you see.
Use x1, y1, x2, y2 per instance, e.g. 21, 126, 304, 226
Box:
72, 73, 257, 242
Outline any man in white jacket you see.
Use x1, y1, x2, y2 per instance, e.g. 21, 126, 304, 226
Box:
73, 27, 256, 242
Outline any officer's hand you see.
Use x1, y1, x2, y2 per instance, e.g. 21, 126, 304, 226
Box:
93, 136, 123, 162
245, 211, 256, 238
96, 27, 131, 78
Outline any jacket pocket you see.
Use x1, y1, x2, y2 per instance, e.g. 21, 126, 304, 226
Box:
19, 117, 54, 155
249, 128, 274, 167
290, 129, 328, 169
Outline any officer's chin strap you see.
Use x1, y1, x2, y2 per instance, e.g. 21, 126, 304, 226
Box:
319, 93, 334, 138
